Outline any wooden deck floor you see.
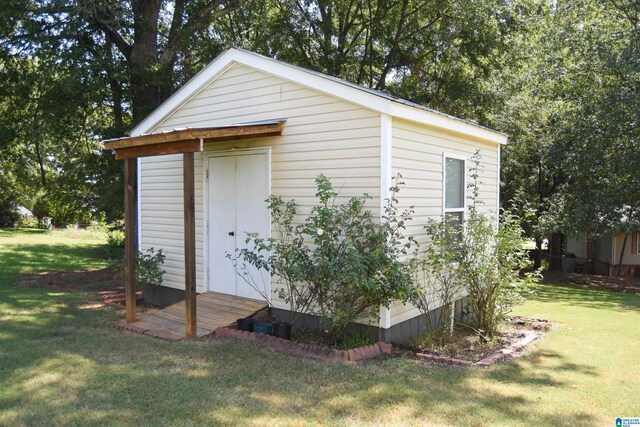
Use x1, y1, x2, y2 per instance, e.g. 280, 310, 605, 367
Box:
119, 292, 268, 340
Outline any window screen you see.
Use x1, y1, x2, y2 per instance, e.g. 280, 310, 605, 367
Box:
445, 157, 464, 209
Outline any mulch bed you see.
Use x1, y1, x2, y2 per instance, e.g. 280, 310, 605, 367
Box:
541, 270, 640, 294
397, 316, 551, 367
214, 326, 393, 363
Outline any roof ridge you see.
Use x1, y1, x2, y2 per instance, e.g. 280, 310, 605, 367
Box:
227, 47, 507, 138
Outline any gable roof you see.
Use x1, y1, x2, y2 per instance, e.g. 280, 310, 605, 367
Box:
131, 47, 508, 145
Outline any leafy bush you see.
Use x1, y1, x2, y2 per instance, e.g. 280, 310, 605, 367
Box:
302, 175, 416, 338
233, 195, 313, 320
457, 209, 536, 338
16, 215, 39, 228
412, 152, 537, 340
107, 229, 125, 248
411, 217, 466, 344
235, 175, 417, 341
109, 247, 166, 287
136, 248, 166, 286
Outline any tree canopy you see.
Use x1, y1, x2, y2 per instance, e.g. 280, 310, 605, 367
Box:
0, 0, 637, 247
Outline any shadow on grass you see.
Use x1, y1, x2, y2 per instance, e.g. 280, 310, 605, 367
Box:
0, 244, 108, 288
0, 287, 601, 426
528, 282, 640, 312
0, 228, 49, 236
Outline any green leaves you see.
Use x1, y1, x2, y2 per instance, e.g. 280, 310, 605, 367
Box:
234, 175, 418, 338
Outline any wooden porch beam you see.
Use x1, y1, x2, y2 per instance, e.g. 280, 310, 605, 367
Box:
124, 158, 137, 323
104, 121, 285, 151
184, 151, 197, 338
115, 139, 203, 160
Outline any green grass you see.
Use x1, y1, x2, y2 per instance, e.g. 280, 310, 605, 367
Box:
1, 228, 639, 426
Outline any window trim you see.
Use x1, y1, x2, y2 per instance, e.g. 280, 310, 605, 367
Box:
442, 153, 467, 217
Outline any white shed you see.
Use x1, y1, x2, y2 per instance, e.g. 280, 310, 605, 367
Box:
115, 47, 507, 340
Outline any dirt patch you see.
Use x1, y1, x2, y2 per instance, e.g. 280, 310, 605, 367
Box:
398, 317, 551, 366
541, 270, 640, 294
14, 268, 122, 292
14, 268, 145, 308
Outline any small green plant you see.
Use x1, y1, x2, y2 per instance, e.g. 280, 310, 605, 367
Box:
337, 331, 375, 350
136, 248, 166, 286
412, 216, 465, 345
108, 247, 166, 287
105, 223, 126, 261
107, 229, 125, 248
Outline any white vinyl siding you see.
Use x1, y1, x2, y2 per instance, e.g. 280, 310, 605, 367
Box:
138, 62, 503, 329
139, 63, 381, 310
388, 118, 500, 326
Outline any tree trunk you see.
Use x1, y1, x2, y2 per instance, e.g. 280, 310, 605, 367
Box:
549, 232, 564, 271
617, 233, 629, 277
129, 0, 163, 124
33, 139, 47, 188
533, 236, 543, 269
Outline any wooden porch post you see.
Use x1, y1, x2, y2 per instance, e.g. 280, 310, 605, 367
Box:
184, 151, 197, 338
124, 158, 137, 323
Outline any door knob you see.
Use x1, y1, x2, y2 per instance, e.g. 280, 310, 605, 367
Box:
228, 231, 235, 236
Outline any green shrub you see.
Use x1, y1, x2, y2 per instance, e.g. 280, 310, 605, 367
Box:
457, 209, 536, 338
411, 216, 466, 344
136, 248, 166, 286
16, 215, 39, 229
235, 174, 417, 342
439, 153, 536, 339
108, 247, 166, 287
107, 229, 125, 248
411, 152, 538, 340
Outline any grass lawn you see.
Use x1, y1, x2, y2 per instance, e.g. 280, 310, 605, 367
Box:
1, 228, 639, 426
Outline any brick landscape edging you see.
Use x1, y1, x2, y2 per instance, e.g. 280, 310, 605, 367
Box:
215, 326, 393, 363
474, 331, 539, 366
415, 331, 540, 367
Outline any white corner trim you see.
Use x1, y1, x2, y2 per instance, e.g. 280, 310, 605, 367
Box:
380, 306, 392, 329
130, 48, 508, 145
379, 113, 393, 330
136, 157, 142, 252
201, 152, 209, 292
380, 114, 392, 220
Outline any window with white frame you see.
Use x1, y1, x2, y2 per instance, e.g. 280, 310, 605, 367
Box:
443, 155, 466, 229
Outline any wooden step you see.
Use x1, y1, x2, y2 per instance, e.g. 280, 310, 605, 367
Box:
119, 292, 268, 339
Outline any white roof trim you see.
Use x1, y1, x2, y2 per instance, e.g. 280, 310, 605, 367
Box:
131, 48, 508, 145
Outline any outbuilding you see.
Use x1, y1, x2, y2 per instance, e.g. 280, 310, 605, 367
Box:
105, 47, 507, 341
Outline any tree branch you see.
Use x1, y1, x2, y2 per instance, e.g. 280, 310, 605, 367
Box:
75, 0, 132, 60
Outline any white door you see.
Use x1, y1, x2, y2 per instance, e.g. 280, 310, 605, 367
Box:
208, 152, 270, 301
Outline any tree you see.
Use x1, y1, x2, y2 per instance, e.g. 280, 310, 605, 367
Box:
5, 0, 247, 124
200, 0, 523, 123
541, 0, 640, 274
498, 0, 639, 275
